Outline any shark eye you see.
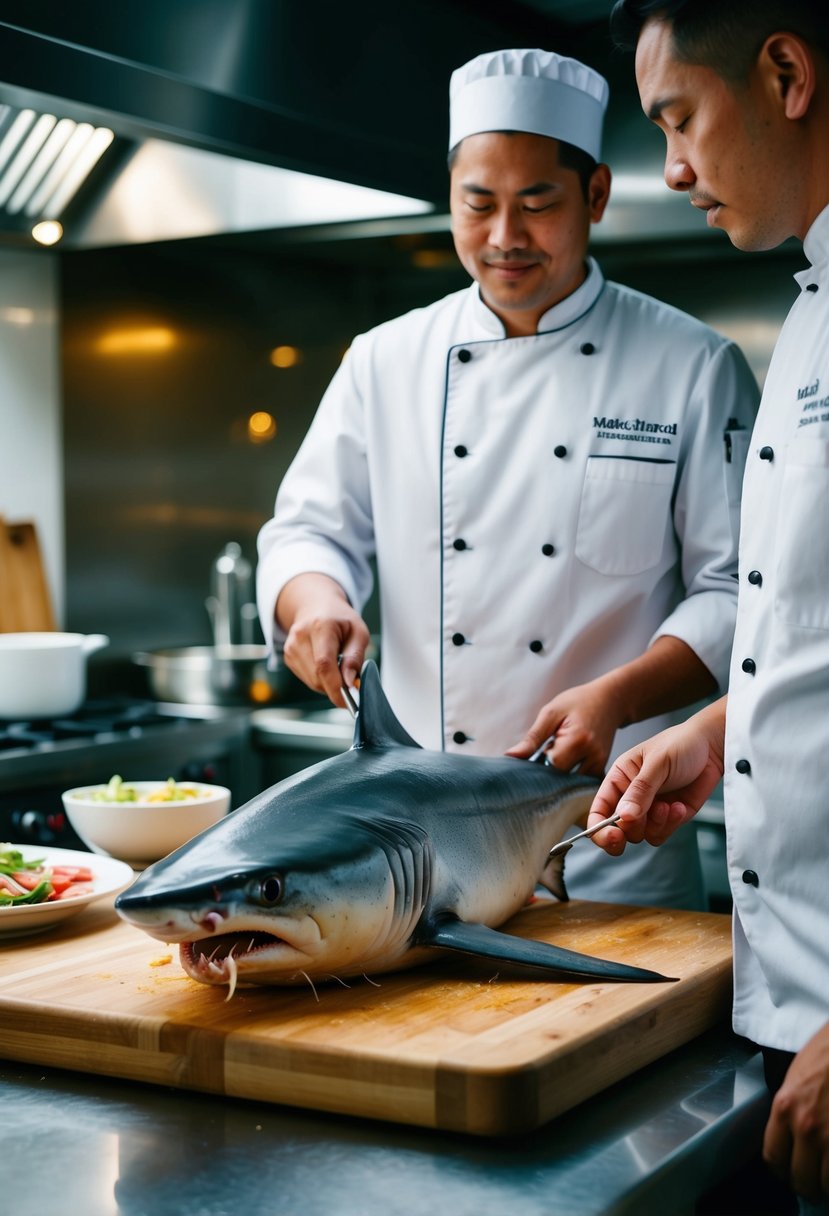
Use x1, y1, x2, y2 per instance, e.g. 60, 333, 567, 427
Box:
256, 874, 283, 907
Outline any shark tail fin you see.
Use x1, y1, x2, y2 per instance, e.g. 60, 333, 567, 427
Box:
352, 660, 422, 751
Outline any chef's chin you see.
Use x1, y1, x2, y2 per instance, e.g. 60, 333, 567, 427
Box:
479, 276, 545, 314
717, 210, 791, 254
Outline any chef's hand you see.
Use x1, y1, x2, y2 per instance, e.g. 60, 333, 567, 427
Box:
505, 677, 623, 777
506, 637, 717, 780
584, 698, 727, 855
764, 1022, 829, 1203
276, 573, 370, 708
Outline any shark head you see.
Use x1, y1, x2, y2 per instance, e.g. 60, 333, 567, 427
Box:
115, 664, 434, 993
115, 775, 436, 993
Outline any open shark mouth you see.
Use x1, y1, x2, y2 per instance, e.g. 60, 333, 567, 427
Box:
181, 931, 285, 999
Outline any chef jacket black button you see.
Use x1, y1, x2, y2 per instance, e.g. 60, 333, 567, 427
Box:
452, 632, 466, 646
554, 445, 567, 459
741, 658, 756, 675
747, 569, 763, 586
453, 538, 467, 551
735, 758, 751, 775
759, 446, 774, 461
457, 348, 472, 363
580, 342, 595, 355
742, 869, 760, 887
806, 283, 819, 292
529, 639, 543, 653
454, 444, 468, 458
453, 731, 468, 744
541, 543, 555, 556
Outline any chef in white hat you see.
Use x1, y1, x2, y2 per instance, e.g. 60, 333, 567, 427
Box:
257, 48, 759, 909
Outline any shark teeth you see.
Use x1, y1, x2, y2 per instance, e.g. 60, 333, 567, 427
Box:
225, 953, 238, 1002
181, 931, 286, 989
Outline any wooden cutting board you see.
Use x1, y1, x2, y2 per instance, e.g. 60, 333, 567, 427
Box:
0, 517, 56, 632
0, 898, 732, 1136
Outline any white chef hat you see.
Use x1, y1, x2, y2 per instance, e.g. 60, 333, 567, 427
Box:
448, 48, 609, 162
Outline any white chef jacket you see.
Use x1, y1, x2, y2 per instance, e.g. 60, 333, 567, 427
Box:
258, 258, 758, 908
725, 204, 829, 1052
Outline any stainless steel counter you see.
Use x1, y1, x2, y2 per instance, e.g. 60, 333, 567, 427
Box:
1, 1027, 769, 1216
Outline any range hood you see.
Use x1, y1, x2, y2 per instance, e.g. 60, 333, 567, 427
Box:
0, 2, 722, 251
0, 99, 433, 248
0, 0, 483, 250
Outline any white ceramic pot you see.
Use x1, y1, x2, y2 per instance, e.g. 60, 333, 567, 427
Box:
0, 632, 109, 719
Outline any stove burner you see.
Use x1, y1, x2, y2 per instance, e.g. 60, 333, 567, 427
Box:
0, 698, 186, 751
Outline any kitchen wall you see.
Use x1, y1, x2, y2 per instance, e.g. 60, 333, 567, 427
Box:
59, 225, 806, 685
0, 249, 63, 620
60, 226, 466, 681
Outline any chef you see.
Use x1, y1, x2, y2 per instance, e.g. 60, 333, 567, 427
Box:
587, 0, 829, 1207
256, 47, 759, 909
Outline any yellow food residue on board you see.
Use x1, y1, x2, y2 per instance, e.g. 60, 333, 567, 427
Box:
135, 975, 192, 995
148, 954, 173, 968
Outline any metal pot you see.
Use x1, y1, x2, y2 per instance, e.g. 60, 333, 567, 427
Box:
133, 645, 309, 707
0, 631, 109, 719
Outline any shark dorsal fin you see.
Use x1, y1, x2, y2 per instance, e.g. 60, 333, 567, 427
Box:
352, 660, 422, 750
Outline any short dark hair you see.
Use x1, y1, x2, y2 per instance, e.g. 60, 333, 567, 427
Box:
610, 0, 829, 81
447, 133, 598, 200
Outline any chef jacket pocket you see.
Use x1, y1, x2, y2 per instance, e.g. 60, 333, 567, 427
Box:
775, 436, 829, 630
575, 457, 675, 576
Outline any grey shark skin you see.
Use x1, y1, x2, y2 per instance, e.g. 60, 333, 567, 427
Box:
115, 662, 672, 993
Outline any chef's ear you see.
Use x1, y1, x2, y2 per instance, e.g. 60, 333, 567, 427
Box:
587, 163, 611, 223
758, 33, 816, 121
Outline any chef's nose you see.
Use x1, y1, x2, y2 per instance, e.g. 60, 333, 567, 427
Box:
664, 147, 695, 193
488, 206, 529, 249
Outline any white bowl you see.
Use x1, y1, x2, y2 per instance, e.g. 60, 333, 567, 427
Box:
62, 780, 231, 867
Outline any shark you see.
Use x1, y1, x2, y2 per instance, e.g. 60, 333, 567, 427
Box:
115, 661, 672, 995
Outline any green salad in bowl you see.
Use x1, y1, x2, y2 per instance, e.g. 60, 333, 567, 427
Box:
89, 775, 205, 803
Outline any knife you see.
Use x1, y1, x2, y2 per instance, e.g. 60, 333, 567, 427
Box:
548, 811, 624, 859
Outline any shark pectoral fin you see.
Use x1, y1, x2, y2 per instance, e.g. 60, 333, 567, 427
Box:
539, 853, 569, 902
422, 918, 676, 984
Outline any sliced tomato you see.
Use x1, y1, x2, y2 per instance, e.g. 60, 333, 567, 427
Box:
51, 865, 94, 882
47, 875, 74, 894
10, 870, 47, 891
53, 882, 95, 900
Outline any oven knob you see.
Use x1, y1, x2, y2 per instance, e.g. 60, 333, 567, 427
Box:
14, 810, 42, 839
180, 760, 217, 782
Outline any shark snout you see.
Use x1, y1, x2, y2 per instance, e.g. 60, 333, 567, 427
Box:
115, 896, 223, 943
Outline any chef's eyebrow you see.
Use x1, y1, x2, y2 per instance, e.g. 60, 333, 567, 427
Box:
461, 181, 559, 196
646, 97, 672, 122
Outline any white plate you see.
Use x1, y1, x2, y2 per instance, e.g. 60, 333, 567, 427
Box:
0, 844, 135, 939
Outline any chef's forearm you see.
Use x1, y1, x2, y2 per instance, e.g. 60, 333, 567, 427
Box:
595, 635, 717, 729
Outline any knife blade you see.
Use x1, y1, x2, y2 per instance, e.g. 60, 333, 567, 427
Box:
548, 810, 624, 859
